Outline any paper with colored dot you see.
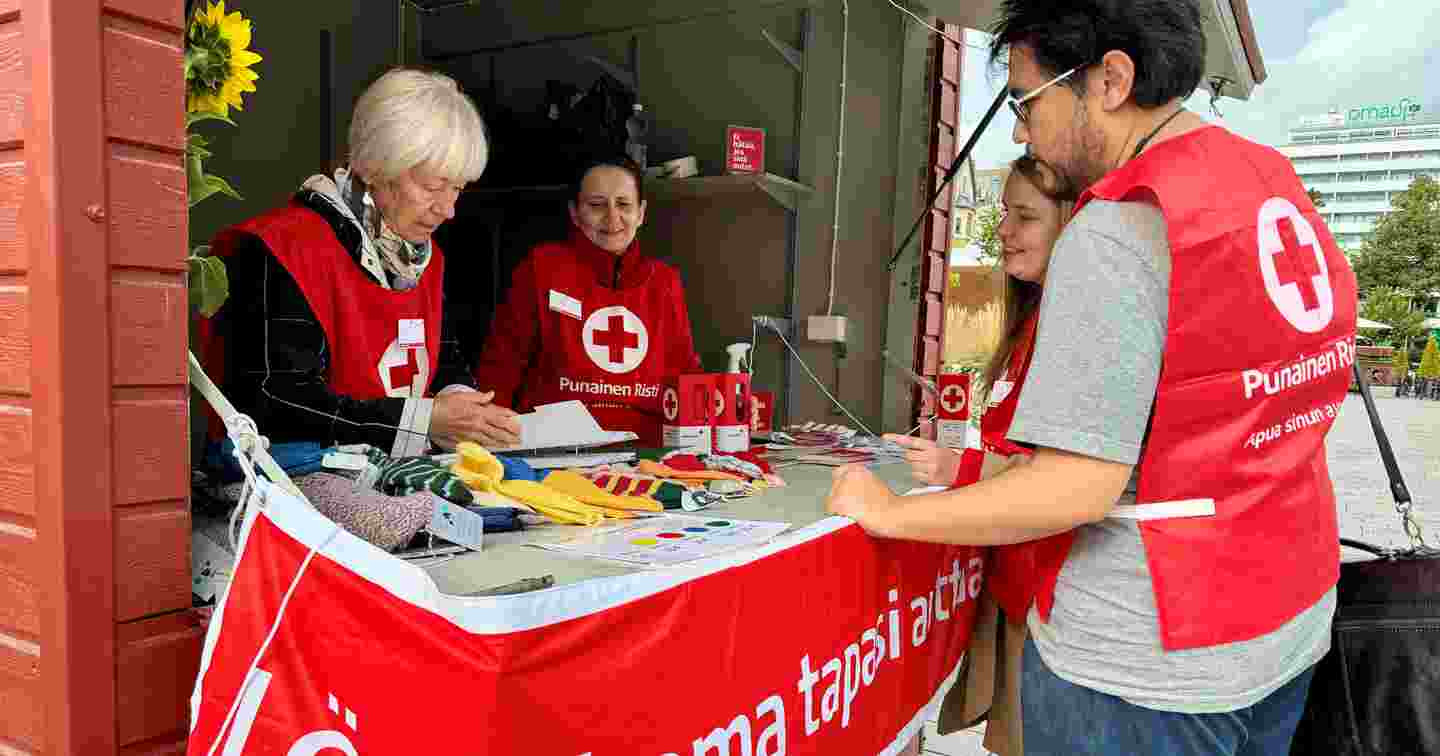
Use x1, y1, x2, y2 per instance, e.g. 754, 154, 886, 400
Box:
537, 514, 791, 567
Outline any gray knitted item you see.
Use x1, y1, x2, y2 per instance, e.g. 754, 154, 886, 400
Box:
296, 473, 435, 551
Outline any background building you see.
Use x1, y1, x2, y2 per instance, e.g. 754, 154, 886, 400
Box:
1281, 99, 1440, 250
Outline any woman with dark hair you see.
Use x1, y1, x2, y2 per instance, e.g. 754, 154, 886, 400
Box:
474, 157, 702, 445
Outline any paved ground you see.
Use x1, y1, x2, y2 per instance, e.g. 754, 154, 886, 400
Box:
921, 391, 1440, 756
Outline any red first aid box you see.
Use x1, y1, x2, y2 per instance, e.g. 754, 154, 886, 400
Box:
662, 375, 716, 453
725, 125, 766, 175
714, 372, 752, 453
936, 372, 972, 450
750, 390, 775, 438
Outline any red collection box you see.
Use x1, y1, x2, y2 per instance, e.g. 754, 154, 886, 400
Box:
750, 390, 775, 438
714, 373, 752, 453
661, 375, 716, 453
936, 372, 972, 450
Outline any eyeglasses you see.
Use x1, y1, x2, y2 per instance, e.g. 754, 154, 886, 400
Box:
1008, 66, 1081, 124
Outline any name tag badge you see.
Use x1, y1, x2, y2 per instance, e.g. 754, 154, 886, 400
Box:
398, 318, 425, 348
548, 289, 583, 320
989, 380, 1014, 405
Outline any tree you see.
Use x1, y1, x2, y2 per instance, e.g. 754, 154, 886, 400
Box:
1420, 335, 1440, 379
1306, 187, 1325, 208
1392, 346, 1410, 380
1360, 287, 1428, 348
1351, 176, 1440, 297
962, 205, 1003, 265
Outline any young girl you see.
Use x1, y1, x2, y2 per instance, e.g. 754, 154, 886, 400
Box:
885, 155, 1072, 756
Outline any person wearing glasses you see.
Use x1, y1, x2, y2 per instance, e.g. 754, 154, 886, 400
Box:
828, 2, 1356, 754
205, 69, 523, 457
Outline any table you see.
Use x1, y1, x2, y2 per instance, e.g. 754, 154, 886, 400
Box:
426, 463, 916, 595
187, 462, 981, 755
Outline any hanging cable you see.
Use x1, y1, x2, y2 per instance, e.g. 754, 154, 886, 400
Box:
884, 0, 991, 50
825, 0, 850, 316
762, 320, 878, 438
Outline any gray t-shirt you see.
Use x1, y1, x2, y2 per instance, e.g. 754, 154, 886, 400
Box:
1011, 199, 1335, 714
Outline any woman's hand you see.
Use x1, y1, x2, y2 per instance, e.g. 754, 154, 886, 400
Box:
883, 433, 962, 486
826, 464, 900, 536
431, 390, 522, 450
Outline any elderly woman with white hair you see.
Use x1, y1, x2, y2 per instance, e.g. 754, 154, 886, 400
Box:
207, 68, 520, 455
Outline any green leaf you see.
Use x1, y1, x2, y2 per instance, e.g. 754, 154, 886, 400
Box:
187, 253, 230, 317
186, 111, 237, 129
187, 149, 242, 208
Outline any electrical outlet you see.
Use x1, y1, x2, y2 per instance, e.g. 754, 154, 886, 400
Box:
807, 315, 848, 343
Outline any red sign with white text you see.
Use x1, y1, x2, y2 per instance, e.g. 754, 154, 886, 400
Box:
188, 486, 981, 755
726, 125, 767, 175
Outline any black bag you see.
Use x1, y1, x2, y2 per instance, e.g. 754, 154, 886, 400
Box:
1291, 365, 1440, 756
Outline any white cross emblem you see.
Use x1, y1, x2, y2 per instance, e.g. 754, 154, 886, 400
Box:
940, 384, 967, 415
377, 341, 429, 398
582, 305, 650, 374
1256, 197, 1333, 334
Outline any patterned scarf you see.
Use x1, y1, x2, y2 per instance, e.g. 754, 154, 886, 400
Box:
300, 168, 432, 291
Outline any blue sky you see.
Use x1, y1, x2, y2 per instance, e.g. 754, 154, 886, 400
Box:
960, 0, 1440, 170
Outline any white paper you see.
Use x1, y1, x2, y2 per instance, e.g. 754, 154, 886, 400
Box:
426, 496, 485, 550
536, 514, 791, 567
524, 451, 637, 470
191, 529, 234, 602
490, 400, 637, 453
322, 452, 370, 471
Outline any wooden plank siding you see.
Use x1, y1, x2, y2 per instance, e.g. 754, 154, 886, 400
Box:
913, 21, 964, 438
103, 0, 193, 750
0, 2, 33, 750
3, 0, 192, 751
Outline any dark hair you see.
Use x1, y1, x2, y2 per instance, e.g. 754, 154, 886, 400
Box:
988, 0, 1206, 108
982, 155, 1072, 392
572, 156, 646, 203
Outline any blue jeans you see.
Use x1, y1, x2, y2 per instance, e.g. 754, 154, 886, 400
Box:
1021, 636, 1316, 756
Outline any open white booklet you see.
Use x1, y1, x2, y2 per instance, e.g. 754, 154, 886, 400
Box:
489, 400, 638, 454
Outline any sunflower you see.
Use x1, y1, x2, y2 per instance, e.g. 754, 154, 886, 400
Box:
185, 1, 262, 118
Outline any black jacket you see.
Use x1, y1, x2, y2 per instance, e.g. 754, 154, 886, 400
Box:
213, 190, 476, 450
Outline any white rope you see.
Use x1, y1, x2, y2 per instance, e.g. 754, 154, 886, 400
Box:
204, 510, 344, 756
189, 351, 303, 497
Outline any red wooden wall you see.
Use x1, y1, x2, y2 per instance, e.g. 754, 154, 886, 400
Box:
912, 20, 963, 437
2, 0, 198, 752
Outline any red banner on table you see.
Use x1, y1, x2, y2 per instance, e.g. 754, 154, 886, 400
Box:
189, 483, 981, 755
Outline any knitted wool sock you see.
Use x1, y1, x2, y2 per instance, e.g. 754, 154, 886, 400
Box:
297, 472, 434, 552
585, 472, 687, 509
368, 451, 475, 505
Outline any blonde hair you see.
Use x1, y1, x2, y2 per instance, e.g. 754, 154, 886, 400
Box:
347, 68, 488, 184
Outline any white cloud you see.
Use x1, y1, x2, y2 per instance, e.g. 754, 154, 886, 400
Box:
966, 0, 1440, 165
1192, 0, 1440, 146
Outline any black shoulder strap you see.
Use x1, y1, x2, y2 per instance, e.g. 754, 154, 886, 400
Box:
1352, 362, 1413, 510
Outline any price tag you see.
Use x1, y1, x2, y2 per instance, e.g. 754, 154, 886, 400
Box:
426, 496, 485, 551
399, 318, 425, 348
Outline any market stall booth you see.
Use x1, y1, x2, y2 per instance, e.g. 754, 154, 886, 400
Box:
0, 0, 1264, 752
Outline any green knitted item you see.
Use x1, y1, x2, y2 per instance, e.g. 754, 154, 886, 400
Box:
368, 450, 474, 505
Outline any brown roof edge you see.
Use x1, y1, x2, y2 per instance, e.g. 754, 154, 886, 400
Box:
1228, 0, 1267, 84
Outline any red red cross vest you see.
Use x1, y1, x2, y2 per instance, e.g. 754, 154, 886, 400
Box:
510, 241, 697, 446
212, 204, 445, 401
947, 312, 1078, 623
1022, 126, 1355, 651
